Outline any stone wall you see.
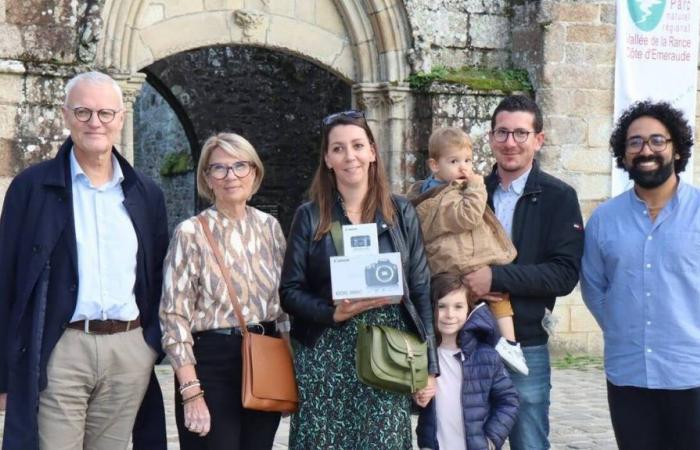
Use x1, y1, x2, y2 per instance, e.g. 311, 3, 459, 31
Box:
537, 1, 615, 355
0, 0, 87, 211
412, 83, 507, 182
133, 82, 194, 235
404, 0, 512, 73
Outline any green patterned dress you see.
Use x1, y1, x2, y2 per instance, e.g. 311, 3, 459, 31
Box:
290, 304, 413, 449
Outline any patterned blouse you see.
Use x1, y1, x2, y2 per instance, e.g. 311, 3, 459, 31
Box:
160, 206, 290, 369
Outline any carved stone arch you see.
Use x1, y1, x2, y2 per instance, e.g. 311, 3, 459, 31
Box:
96, 0, 416, 189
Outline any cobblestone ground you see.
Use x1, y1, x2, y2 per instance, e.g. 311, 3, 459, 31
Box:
0, 364, 616, 449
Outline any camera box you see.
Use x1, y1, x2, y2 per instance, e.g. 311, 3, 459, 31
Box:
329, 252, 404, 303
342, 223, 379, 256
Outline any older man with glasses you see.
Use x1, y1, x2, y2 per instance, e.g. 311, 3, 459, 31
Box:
581, 101, 700, 450
0, 71, 168, 450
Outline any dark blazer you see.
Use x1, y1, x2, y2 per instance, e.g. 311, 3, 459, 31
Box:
485, 160, 584, 346
280, 194, 439, 374
0, 138, 169, 450
417, 304, 519, 450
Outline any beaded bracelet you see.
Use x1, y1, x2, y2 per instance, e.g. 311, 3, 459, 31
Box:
182, 390, 205, 406
179, 379, 200, 394
179, 382, 201, 396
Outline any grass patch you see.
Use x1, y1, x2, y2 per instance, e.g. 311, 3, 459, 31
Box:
552, 353, 603, 370
408, 65, 532, 93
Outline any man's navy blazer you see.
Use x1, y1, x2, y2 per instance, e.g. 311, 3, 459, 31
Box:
0, 137, 169, 450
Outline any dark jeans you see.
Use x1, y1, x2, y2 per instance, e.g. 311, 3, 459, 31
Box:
175, 332, 281, 450
607, 380, 700, 450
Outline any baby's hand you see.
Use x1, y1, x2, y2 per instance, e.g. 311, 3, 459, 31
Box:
469, 173, 483, 184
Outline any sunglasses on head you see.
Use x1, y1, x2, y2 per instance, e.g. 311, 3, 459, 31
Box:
321, 110, 366, 127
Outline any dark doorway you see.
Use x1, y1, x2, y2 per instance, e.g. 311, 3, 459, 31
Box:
134, 45, 352, 234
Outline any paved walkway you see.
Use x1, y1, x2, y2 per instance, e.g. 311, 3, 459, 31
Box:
1, 363, 616, 449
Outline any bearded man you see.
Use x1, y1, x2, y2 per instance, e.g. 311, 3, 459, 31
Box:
581, 101, 700, 450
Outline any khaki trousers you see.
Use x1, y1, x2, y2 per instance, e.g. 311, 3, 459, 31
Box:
38, 327, 157, 450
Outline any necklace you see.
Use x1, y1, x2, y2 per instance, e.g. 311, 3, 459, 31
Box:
339, 197, 363, 217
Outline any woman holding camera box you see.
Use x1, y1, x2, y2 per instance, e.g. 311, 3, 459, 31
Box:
280, 111, 439, 449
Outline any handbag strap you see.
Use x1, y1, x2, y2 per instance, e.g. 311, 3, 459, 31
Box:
387, 201, 429, 341
329, 221, 344, 256
197, 214, 249, 338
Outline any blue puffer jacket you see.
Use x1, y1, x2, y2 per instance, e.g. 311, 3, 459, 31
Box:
416, 303, 519, 450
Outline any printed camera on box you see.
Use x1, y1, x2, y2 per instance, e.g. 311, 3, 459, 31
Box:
330, 252, 404, 303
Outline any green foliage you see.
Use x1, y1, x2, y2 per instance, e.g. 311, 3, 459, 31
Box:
160, 150, 194, 177
552, 353, 603, 370
407, 66, 450, 90
408, 65, 532, 93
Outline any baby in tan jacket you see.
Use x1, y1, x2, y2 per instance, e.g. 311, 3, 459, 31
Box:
407, 127, 528, 375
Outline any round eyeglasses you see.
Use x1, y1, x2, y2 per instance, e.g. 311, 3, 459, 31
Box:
491, 128, 534, 143
625, 135, 672, 154
68, 106, 122, 124
207, 162, 253, 180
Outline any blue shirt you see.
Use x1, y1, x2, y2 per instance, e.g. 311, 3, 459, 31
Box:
419, 174, 446, 193
581, 181, 700, 389
70, 149, 139, 322
493, 169, 530, 237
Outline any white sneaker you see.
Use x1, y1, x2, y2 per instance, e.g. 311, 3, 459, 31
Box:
495, 337, 529, 376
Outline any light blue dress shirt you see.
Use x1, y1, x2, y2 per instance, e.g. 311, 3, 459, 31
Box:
581, 181, 700, 389
69, 149, 139, 322
493, 169, 531, 237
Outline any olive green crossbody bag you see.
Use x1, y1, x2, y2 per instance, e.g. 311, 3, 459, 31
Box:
330, 221, 428, 394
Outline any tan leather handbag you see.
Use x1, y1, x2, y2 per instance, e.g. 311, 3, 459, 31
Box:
197, 215, 298, 413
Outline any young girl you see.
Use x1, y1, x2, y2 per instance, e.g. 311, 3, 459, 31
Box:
415, 273, 519, 450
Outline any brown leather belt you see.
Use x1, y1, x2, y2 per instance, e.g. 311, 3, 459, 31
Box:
66, 316, 141, 334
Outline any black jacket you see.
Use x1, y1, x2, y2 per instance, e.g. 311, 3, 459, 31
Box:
280, 195, 439, 374
485, 161, 584, 346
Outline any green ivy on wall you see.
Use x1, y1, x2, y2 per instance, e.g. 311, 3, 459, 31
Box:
160, 150, 194, 177
408, 66, 532, 93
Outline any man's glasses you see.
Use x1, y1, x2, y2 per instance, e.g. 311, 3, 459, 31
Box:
207, 162, 254, 180
322, 110, 366, 127
68, 106, 122, 124
491, 128, 534, 143
625, 135, 672, 154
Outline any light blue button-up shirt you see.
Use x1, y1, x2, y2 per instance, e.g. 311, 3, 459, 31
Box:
581, 181, 700, 389
493, 169, 531, 237
70, 149, 139, 322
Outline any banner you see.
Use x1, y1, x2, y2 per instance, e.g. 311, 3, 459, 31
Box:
613, 0, 699, 194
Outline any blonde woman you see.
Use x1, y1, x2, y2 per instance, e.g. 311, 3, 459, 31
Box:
160, 133, 288, 450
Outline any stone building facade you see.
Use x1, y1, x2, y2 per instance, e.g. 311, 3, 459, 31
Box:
1, 0, 699, 354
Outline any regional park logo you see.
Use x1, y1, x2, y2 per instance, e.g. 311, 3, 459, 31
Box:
628, 0, 666, 32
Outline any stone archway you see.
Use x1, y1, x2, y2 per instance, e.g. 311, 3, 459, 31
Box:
134, 45, 352, 233
96, 0, 416, 191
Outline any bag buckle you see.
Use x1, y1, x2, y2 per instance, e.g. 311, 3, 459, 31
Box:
402, 335, 414, 360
